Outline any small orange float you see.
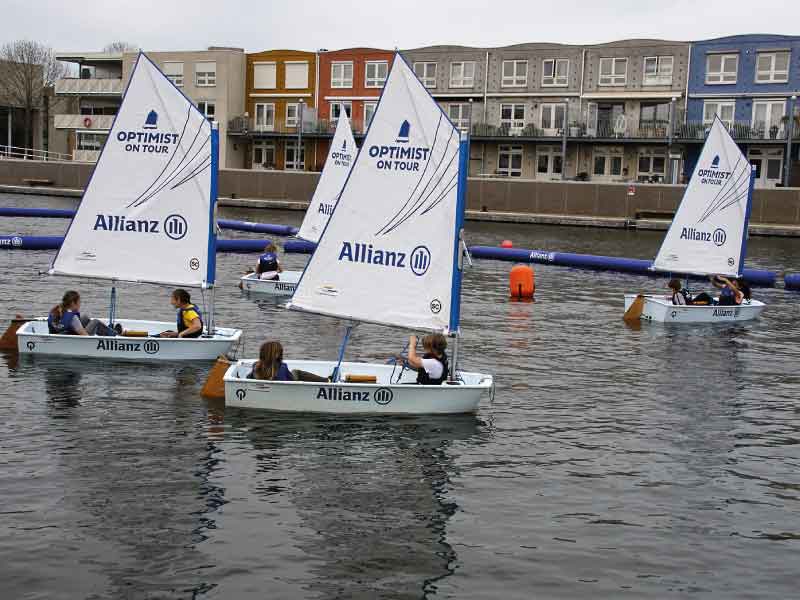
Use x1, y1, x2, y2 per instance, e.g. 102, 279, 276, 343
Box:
509, 265, 535, 299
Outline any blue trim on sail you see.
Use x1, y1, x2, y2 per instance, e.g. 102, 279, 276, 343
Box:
448, 135, 469, 333
738, 165, 756, 278
207, 127, 219, 285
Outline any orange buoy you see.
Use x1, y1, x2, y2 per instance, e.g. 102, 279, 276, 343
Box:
500, 240, 513, 248
509, 265, 535, 299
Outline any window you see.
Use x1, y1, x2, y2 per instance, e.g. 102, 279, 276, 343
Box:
643, 56, 673, 86
364, 102, 378, 128
253, 62, 276, 89
450, 61, 476, 88
501, 60, 528, 87
286, 103, 300, 127
195, 62, 216, 87
79, 105, 117, 116
498, 145, 523, 177
599, 58, 627, 86
749, 147, 784, 185
752, 100, 785, 138
592, 148, 624, 178
331, 61, 353, 88
705, 53, 738, 84
500, 104, 525, 131
542, 58, 569, 86
540, 103, 565, 130
197, 101, 215, 121
254, 103, 275, 131
413, 62, 437, 88
285, 62, 309, 89
536, 146, 563, 178
76, 131, 108, 151
756, 52, 790, 84
448, 103, 471, 131
365, 61, 388, 88
252, 140, 276, 169
703, 100, 735, 128
639, 102, 670, 135
330, 100, 352, 121
637, 148, 666, 182
164, 62, 184, 87
285, 140, 305, 170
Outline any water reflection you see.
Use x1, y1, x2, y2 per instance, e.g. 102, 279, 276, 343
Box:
230, 410, 489, 598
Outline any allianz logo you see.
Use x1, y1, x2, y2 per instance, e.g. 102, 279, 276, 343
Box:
338, 242, 432, 276
680, 227, 727, 247
93, 213, 188, 241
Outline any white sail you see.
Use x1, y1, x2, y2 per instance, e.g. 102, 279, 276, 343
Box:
296, 111, 356, 243
652, 117, 754, 277
51, 53, 216, 287
288, 55, 465, 333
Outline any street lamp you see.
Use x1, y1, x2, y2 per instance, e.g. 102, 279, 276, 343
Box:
298, 98, 304, 170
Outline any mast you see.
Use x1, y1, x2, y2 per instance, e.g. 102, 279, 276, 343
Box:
206, 122, 219, 335
738, 165, 757, 277
448, 130, 470, 380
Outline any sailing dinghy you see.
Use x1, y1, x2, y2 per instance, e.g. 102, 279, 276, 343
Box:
240, 111, 356, 296
624, 116, 766, 323
16, 53, 242, 360
225, 54, 494, 414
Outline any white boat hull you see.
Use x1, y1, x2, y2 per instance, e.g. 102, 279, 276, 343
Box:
624, 294, 766, 323
240, 271, 301, 296
16, 318, 242, 361
224, 359, 494, 415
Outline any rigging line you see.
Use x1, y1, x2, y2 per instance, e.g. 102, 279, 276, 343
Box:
377, 132, 459, 236
170, 158, 211, 190
375, 115, 445, 236
698, 164, 751, 223
419, 177, 458, 216
133, 133, 211, 207
380, 140, 460, 235
129, 119, 207, 208
715, 181, 753, 212
698, 154, 745, 221
126, 106, 192, 208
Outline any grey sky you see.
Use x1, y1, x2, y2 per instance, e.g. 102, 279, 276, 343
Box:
3, 0, 799, 53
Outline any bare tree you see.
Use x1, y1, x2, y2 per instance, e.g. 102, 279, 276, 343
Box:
0, 40, 64, 154
103, 41, 139, 53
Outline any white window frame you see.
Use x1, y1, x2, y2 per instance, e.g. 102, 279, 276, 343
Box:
748, 147, 784, 187
76, 131, 108, 151
286, 103, 300, 128
413, 62, 437, 88
365, 61, 388, 88
702, 100, 735, 128
448, 103, 471, 131
501, 60, 528, 87
592, 147, 625, 179
284, 61, 309, 90
331, 61, 353, 88
254, 103, 275, 131
252, 140, 276, 169
497, 145, 523, 177
752, 100, 786, 138
643, 56, 674, 86
540, 103, 566, 131
195, 62, 216, 87
755, 51, 790, 84
329, 100, 352, 122
637, 148, 667, 181
285, 140, 305, 171
500, 103, 525, 132
364, 101, 378, 129
599, 57, 627, 86
253, 62, 277, 89
541, 58, 569, 87
197, 101, 215, 121
449, 61, 476, 88
536, 145, 563, 178
163, 62, 184, 87
705, 53, 738, 85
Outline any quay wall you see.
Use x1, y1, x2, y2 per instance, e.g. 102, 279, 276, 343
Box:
2, 159, 800, 226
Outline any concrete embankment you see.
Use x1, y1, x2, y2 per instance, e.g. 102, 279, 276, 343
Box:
2, 159, 800, 237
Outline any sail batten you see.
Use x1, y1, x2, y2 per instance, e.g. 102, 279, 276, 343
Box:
50, 53, 215, 288
296, 111, 356, 243
287, 54, 464, 333
652, 117, 754, 278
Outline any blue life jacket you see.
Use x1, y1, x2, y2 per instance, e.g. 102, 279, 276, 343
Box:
719, 286, 735, 306
258, 252, 278, 273
176, 304, 203, 337
52, 310, 81, 335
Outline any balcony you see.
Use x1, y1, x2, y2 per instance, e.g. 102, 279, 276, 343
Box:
73, 150, 100, 162
228, 116, 370, 137
54, 114, 115, 130
55, 77, 123, 96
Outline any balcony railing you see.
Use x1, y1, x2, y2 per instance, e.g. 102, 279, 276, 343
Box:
73, 150, 100, 162
1, 144, 73, 161
228, 116, 371, 136
54, 114, 115, 130
55, 78, 123, 95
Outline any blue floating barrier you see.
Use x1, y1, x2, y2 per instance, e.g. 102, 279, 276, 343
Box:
468, 246, 777, 288
284, 239, 316, 254
1, 235, 272, 253
217, 219, 298, 236
785, 273, 800, 290
0, 207, 75, 218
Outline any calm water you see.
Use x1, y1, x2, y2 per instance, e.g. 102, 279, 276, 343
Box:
1, 194, 799, 599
